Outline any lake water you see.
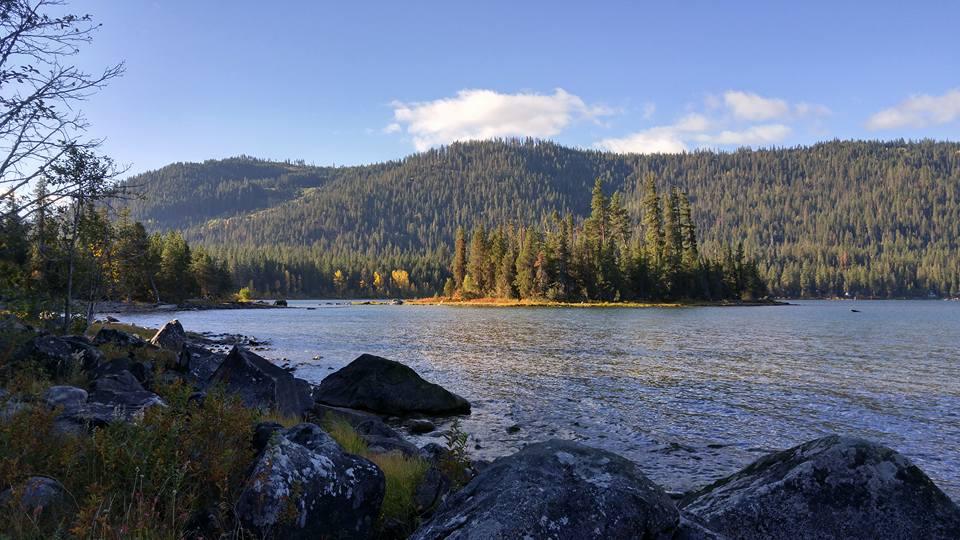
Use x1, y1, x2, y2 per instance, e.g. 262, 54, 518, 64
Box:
110, 300, 960, 501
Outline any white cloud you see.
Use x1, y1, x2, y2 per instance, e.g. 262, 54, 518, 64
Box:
722, 91, 830, 121
595, 114, 711, 154
382, 123, 401, 134
596, 90, 826, 154
389, 88, 610, 150
866, 89, 960, 130
695, 124, 792, 146
724, 91, 790, 121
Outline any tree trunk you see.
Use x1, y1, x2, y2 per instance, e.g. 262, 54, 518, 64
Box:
62, 203, 81, 334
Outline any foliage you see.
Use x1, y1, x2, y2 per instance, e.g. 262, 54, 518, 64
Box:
0, 377, 258, 538
235, 286, 253, 303
439, 419, 471, 489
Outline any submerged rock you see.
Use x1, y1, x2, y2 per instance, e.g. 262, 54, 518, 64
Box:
150, 319, 186, 351
411, 439, 679, 539
209, 346, 313, 417
407, 418, 436, 434
313, 354, 470, 416
236, 423, 385, 539
680, 435, 960, 540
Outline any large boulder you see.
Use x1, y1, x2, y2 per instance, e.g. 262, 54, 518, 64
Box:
236, 423, 385, 539
208, 346, 313, 417
16, 334, 103, 376
150, 319, 186, 351
88, 370, 165, 414
680, 435, 960, 540
411, 439, 679, 539
314, 354, 470, 416
184, 344, 225, 382
92, 327, 147, 348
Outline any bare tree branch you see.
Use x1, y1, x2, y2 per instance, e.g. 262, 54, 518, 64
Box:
0, 0, 123, 216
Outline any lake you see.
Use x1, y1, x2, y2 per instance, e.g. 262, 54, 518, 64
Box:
109, 299, 960, 500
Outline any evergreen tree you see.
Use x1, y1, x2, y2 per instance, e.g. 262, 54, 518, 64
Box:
452, 226, 467, 289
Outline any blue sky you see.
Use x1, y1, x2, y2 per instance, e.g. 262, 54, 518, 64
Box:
75, 0, 960, 174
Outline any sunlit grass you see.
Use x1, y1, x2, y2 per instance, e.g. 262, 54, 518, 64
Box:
322, 417, 430, 530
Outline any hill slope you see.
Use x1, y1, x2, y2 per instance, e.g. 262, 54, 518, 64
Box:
123, 139, 960, 298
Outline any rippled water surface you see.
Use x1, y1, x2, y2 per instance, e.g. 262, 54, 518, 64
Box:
113, 300, 960, 500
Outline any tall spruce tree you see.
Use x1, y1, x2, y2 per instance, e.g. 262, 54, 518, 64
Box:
452, 226, 467, 289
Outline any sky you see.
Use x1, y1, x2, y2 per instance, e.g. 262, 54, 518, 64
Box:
72, 0, 960, 174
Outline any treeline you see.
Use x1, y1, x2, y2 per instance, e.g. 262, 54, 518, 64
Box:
122, 139, 960, 299
443, 178, 766, 302
1, 192, 233, 318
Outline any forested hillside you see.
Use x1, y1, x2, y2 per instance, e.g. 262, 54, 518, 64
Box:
123, 139, 960, 299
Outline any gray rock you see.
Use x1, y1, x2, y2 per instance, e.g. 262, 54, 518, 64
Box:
90, 358, 154, 389
414, 465, 452, 516
184, 344, 224, 382
252, 421, 284, 453
354, 417, 420, 456
0, 476, 70, 521
314, 354, 470, 416
150, 319, 186, 351
17, 334, 104, 376
680, 435, 960, 540
43, 385, 88, 414
236, 423, 385, 539
208, 346, 314, 417
412, 439, 679, 540
92, 327, 147, 348
88, 370, 165, 415
408, 418, 436, 434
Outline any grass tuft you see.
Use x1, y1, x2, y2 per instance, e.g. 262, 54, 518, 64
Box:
322, 416, 430, 532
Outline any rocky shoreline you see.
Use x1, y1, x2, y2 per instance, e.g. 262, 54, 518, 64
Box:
1, 315, 958, 538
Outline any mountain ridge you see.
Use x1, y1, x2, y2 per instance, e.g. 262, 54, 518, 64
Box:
121, 139, 960, 298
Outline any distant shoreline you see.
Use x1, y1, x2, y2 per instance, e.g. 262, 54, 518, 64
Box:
405, 296, 789, 308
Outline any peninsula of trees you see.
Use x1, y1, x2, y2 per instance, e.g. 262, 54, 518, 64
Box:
442, 177, 766, 303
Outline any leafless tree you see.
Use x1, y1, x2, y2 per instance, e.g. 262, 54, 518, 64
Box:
0, 0, 123, 219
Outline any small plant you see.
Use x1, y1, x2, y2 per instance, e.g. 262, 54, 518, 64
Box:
440, 418, 472, 489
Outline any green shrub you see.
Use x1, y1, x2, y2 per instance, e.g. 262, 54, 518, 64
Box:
0, 378, 259, 538
439, 418, 471, 489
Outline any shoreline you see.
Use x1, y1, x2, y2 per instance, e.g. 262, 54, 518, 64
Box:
406, 296, 790, 308
92, 299, 288, 315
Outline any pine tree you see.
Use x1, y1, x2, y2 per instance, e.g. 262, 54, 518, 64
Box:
678, 191, 698, 270
515, 228, 537, 299
452, 226, 467, 289
641, 173, 664, 270
467, 226, 489, 295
